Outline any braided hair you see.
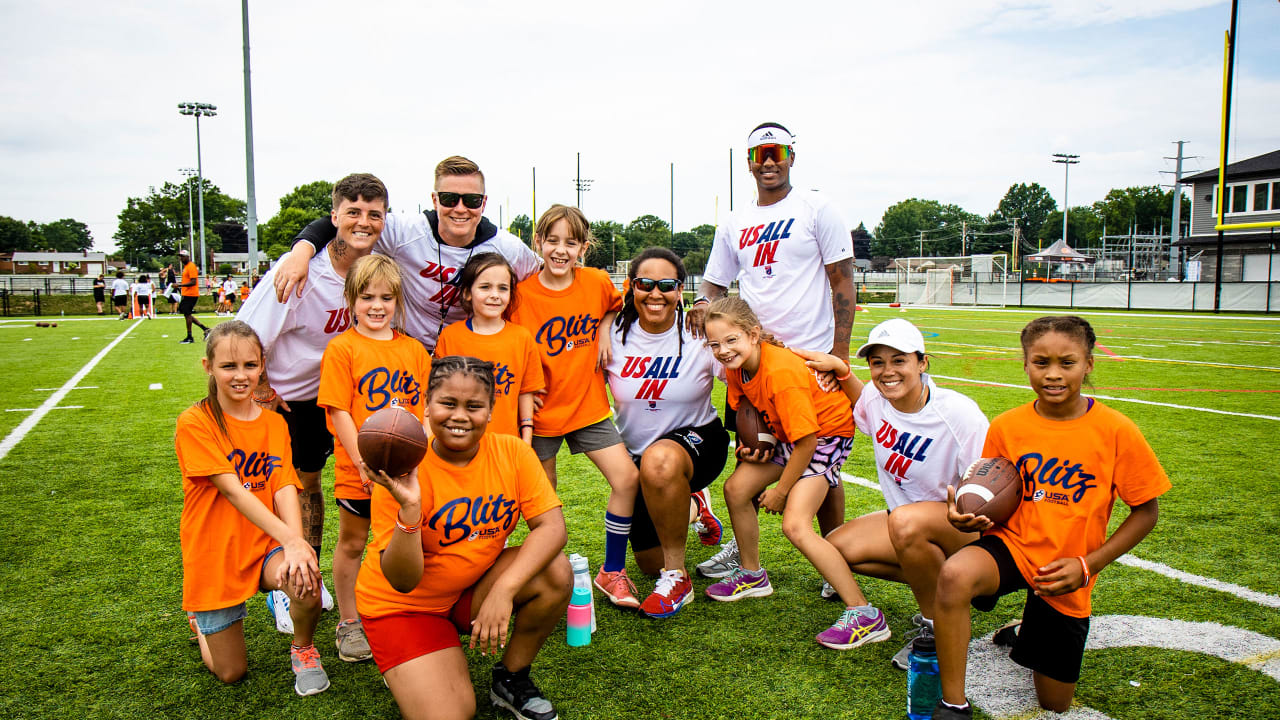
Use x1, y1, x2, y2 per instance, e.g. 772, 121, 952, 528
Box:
614, 247, 687, 357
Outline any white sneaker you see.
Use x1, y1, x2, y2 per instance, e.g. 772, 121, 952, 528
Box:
320, 583, 334, 612
696, 537, 740, 578
266, 590, 294, 634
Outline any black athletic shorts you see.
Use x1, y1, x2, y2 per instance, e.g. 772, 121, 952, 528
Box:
137, 295, 150, 308
277, 398, 334, 473
628, 418, 730, 553
336, 497, 372, 520
969, 534, 1091, 684
112, 294, 128, 308
178, 295, 198, 315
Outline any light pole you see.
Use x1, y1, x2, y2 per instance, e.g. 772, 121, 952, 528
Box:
178, 102, 217, 275
179, 168, 197, 257
1052, 153, 1080, 247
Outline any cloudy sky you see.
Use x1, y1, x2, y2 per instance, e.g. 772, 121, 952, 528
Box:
2, 0, 1278, 253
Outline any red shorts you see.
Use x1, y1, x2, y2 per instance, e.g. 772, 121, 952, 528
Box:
361, 588, 475, 673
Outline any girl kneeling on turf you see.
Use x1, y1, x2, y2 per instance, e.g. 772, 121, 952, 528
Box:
794, 318, 988, 665
175, 320, 329, 696
930, 316, 1170, 719
511, 205, 641, 608
702, 297, 866, 650
435, 254, 545, 443
357, 355, 570, 720
319, 255, 432, 662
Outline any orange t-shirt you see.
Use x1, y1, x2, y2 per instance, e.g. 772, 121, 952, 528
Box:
175, 404, 302, 612
239, 284, 250, 302
434, 320, 545, 437
511, 268, 622, 436
318, 328, 432, 499
355, 432, 562, 617
984, 401, 1171, 618
726, 342, 854, 443
181, 262, 200, 297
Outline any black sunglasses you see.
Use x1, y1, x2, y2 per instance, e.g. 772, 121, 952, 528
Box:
633, 277, 680, 293
436, 192, 485, 209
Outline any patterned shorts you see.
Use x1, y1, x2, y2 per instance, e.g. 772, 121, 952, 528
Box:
770, 435, 854, 488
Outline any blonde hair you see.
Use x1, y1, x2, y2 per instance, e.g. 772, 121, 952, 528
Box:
534, 204, 593, 257
434, 156, 484, 188
344, 255, 403, 327
199, 321, 265, 440
705, 296, 783, 348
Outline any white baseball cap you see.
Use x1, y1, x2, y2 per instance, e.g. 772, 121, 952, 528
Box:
748, 125, 796, 148
855, 318, 926, 358
178, 249, 190, 256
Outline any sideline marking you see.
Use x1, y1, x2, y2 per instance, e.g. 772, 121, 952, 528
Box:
0, 321, 140, 462
930, 374, 1280, 422
6, 406, 82, 412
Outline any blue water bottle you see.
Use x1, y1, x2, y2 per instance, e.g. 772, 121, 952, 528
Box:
906, 634, 941, 719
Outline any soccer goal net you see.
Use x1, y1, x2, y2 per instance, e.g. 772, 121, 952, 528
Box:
893, 254, 1008, 307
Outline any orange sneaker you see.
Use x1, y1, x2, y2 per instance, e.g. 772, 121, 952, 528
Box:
594, 567, 640, 608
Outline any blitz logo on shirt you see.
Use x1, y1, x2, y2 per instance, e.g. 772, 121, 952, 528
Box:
536, 314, 602, 357
323, 308, 351, 334
429, 493, 519, 547
227, 448, 282, 491
619, 355, 683, 401
493, 362, 516, 396
357, 367, 422, 411
874, 420, 933, 484
420, 262, 463, 307
1016, 453, 1098, 505
738, 218, 794, 268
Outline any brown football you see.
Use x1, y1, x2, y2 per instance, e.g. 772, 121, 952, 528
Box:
955, 457, 1022, 524
734, 398, 777, 454
358, 406, 429, 477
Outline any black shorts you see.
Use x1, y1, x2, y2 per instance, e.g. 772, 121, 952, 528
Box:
137, 295, 150, 308
969, 534, 1091, 684
628, 418, 730, 553
277, 398, 334, 473
336, 497, 372, 520
93, 289, 105, 302
178, 295, 198, 315
112, 294, 128, 308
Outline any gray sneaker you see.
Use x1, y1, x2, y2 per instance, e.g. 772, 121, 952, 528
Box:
820, 581, 839, 601
335, 619, 373, 662
290, 645, 330, 696
696, 537, 740, 578
891, 614, 931, 671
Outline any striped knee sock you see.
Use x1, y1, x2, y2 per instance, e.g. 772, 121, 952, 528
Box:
603, 511, 631, 572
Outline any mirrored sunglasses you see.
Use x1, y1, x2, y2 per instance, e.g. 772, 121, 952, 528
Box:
436, 192, 485, 209
633, 277, 680, 293
747, 144, 793, 165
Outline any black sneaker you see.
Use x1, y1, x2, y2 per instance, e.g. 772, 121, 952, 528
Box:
490, 663, 558, 720
993, 620, 1021, 648
201, 326, 210, 340
931, 701, 973, 720
179, 337, 194, 344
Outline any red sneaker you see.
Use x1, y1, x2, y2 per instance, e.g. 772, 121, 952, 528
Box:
692, 488, 723, 546
594, 567, 640, 608
639, 569, 694, 619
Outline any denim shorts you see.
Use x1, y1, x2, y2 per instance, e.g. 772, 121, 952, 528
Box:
191, 545, 284, 635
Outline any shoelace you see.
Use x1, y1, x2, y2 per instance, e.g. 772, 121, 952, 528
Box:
604, 570, 638, 595
293, 645, 321, 668
653, 570, 683, 597
710, 538, 738, 563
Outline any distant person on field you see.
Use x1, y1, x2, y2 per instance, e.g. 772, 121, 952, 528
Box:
111, 271, 129, 320
929, 316, 1168, 720
177, 249, 210, 344
237, 172, 390, 649
174, 320, 329, 696
687, 122, 857, 586
793, 318, 989, 670
93, 274, 106, 315
222, 275, 239, 315
133, 273, 153, 319
163, 263, 179, 313
273, 156, 540, 353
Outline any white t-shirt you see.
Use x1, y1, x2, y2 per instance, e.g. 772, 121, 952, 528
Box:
606, 319, 721, 454
132, 281, 153, 296
853, 374, 988, 511
703, 189, 852, 353
110, 278, 129, 297
222, 280, 237, 296
375, 212, 541, 351
237, 249, 350, 401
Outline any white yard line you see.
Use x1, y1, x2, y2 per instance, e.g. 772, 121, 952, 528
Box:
837, 472, 1280, 609
929, 374, 1280, 422
0, 320, 140, 462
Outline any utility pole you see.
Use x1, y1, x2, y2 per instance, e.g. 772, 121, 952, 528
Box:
241, 0, 259, 275
961, 220, 967, 256
919, 230, 924, 258
1053, 153, 1080, 246
1163, 140, 1188, 279
670, 162, 675, 243
1011, 218, 1019, 271
180, 168, 197, 257
728, 148, 734, 212
573, 152, 593, 208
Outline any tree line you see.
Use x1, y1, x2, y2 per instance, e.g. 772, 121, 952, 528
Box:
99, 176, 1194, 274
0, 217, 93, 253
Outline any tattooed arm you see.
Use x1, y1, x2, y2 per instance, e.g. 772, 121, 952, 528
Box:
824, 257, 855, 360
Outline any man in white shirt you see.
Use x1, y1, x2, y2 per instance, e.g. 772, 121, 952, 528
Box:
272, 156, 540, 352
687, 122, 857, 570
236, 173, 387, 655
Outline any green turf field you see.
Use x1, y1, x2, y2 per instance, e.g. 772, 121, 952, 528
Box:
1, 307, 1278, 719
